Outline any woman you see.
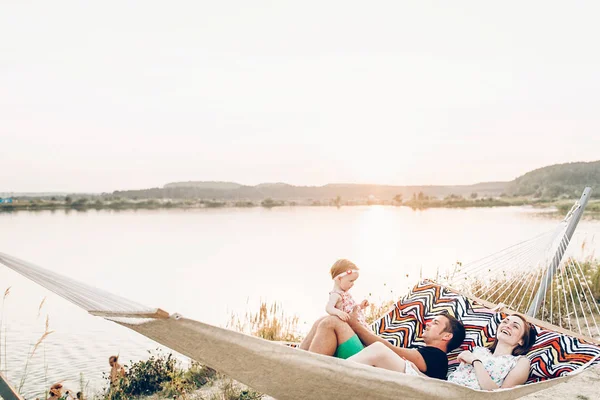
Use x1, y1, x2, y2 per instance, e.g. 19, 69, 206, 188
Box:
448, 314, 537, 390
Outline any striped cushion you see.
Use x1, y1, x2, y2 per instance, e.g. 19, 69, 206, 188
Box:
370, 281, 600, 382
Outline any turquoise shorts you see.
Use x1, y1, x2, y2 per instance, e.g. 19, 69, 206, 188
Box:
334, 334, 364, 359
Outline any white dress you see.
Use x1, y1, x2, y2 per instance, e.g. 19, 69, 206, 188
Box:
448, 347, 521, 389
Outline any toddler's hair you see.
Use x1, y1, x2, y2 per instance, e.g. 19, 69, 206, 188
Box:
330, 259, 358, 279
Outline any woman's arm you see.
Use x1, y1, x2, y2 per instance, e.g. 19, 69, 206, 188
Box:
457, 350, 499, 390
500, 358, 531, 389
471, 360, 500, 390
325, 293, 348, 321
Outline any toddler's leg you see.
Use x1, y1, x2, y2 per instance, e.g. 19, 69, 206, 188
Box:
299, 316, 327, 350
348, 342, 407, 373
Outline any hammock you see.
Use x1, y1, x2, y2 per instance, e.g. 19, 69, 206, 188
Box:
1, 189, 599, 399
0, 256, 598, 400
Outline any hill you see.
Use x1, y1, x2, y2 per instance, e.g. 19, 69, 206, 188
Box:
111, 181, 508, 201
163, 181, 243, 190
106, 160, 598, 202
506, 160, 600, 198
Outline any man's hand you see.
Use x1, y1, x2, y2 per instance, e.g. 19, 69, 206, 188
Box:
360, 299, 369, 309
335, 310, 350, 322
457, 350, 476, 365
347, 305, 362, 328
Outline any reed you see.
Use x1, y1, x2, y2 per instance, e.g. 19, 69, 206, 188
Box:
227, 302, 300, 342
17, 315, 54, 393
0, 286, 10, 373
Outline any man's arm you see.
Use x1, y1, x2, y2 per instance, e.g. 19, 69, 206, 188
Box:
348, 307, 427, 372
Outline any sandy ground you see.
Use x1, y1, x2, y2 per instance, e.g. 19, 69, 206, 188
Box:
520, 365, 600, 400
142, 365, 600, 399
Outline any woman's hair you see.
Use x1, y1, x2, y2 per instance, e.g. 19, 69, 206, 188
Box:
489, 314, 537, 356
109, 355, 118, 363
330, 259, 358, 279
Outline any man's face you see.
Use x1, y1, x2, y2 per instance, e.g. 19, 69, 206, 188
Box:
422, 315, 450, 342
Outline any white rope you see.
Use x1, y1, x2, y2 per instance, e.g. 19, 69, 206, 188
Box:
541, 266, 551, 322
464, 220, 568, 307
449, 227, 562, 284
567, 259, 593, 338
558, 262, 573, 331
522, 265, 545, 314
483, 241, 550, 302
564, 260, 583, 335
513, 265, 543, 312
534, 234, 570, 320
552, 237, 570, 330
550, 264, 554, 326
506, 263, 541, 312
571, 259, 600, 337
473, 234, 554, 300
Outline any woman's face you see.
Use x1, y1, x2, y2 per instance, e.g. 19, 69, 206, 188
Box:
497, 315, 526, 347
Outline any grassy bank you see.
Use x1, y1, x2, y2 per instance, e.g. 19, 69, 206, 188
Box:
2, 196, 599, 213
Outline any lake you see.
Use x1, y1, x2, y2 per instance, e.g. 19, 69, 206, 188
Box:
1, 206, 598, 397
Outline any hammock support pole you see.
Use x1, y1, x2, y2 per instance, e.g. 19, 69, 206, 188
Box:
527, 187, 592, 317
0, 372, 25, 400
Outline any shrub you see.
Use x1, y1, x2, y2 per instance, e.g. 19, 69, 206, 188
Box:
105, 350, 177, 398
185, 362, 217, 387
207, 379, 263, 400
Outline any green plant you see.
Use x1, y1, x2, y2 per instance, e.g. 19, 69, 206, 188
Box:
128, 350, 177, 395
160, 368, 194, 398
185, 362, 217, 387
206, 379, 263, 400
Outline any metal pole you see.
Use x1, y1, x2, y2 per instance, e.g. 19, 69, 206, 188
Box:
0, 372, 25, 400
527, 187, 592, 317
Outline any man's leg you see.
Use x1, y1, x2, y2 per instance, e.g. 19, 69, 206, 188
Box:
308, 315, 356, 356
347, 342, 407, 372
299, 316, 327, 350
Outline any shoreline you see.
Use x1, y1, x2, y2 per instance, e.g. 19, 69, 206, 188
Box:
2, 198, 598, 214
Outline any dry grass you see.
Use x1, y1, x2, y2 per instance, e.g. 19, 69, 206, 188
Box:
227, 302, 300, 342
364, 298, 396, 325
38, 296, 47, 318
18, 312, 54, 393
0, 286, 11, 373
32, 315, 54, 356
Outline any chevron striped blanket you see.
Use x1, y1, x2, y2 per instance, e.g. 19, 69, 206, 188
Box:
371, 281, 600, 383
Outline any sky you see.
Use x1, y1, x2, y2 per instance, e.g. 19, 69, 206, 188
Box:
1, 1, 599, 193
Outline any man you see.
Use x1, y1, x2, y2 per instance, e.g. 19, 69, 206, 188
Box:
304, 307, 465, 380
